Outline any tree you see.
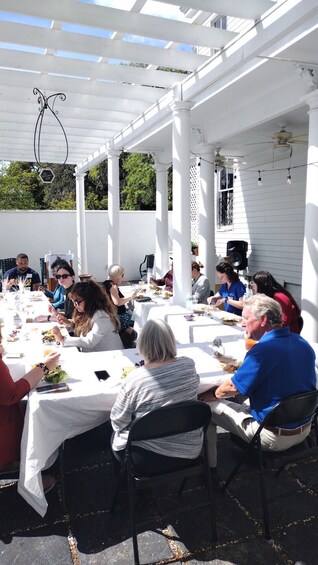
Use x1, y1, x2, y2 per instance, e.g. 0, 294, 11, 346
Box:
121, 154, 156, 210
42, 164, 76, 209
0, 161, 39, 209
86, 160, 108, 209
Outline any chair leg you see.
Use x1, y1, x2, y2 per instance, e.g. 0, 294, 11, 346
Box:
178, 477, 188, 496
59, 444, 66, 513
257, 443, 270, 539
204, 443, 217, 542
127, 458, 140, 565
110, 460, 127, 514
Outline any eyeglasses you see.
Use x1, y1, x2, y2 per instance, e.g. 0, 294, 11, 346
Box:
72, 299, 84, 306
56, 274, 71, 280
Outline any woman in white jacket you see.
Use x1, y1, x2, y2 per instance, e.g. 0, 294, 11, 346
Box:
51, 280, 123, 352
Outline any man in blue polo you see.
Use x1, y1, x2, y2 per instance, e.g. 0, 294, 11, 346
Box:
202, 294, 316, 469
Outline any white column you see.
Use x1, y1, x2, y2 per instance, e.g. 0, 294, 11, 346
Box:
154, 160, 170, 277
198, 147, 217, 290
301, 90, 318, 342
171, 100, 192, 306
107, 149, 121, 266
75, 172, 88, 275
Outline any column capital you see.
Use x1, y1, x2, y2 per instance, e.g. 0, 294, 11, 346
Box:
74, 171, 86, 180
197, 143, 214, 156
107, 149, 121, 158
170, 99, 192, 115
302, 88, 318, 110
153, 161, 170, 173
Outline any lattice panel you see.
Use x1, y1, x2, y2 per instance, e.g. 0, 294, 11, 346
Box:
190, 163, 199, 244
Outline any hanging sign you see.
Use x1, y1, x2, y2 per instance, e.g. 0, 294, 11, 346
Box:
39, 168, 55, 183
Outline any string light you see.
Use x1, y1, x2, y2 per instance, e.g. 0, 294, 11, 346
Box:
287, 168, 292, 184
257, 170, 262, 186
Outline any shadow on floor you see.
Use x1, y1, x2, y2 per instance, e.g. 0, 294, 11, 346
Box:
1, 425, 318, 565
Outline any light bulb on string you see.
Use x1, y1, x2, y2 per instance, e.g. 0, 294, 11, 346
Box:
257, 170, 262, 187
287, 168, 292, 184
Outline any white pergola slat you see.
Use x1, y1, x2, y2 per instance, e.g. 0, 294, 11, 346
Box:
0, 0, 278, 164
0, 21, 208, 71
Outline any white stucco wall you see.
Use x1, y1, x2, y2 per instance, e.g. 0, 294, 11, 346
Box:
0, 210, 173, 282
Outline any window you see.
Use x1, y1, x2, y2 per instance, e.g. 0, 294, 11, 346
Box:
217, 167, 233, 227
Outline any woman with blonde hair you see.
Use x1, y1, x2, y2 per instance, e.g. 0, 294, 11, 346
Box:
103, 264, 138, 347
52, 280, 123, 352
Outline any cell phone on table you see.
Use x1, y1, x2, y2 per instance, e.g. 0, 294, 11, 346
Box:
36, 382, 70, 394
94, 370, 111, 381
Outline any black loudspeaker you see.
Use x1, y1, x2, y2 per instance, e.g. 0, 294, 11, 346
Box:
226, 240, 248, 271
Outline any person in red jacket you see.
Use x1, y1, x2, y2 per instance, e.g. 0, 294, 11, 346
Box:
252, 271, 302, 333
0, 331, 59, 474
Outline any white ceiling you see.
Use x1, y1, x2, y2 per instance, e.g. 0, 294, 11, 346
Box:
0, 0, 317, 170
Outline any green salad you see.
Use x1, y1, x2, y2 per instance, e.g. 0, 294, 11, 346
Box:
44, 366, 68, 383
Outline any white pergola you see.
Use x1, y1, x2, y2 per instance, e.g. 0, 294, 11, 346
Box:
1, 0, 318, 339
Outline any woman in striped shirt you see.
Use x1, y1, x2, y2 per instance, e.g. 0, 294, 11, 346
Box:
110, 319, 202, 474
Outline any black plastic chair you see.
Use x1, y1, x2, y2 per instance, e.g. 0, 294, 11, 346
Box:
139, 254, 154, 280
0, 257, 16, 276
110, 401, 217, 565
223, 390, 318, 539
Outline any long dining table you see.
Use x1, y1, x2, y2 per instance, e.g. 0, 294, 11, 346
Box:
12, 335, 246, 517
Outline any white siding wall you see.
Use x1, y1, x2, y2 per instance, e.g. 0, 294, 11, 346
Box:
215, 147, 307, 300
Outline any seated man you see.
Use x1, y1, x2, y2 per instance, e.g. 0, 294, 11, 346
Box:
192, 262, 210, 304
3, 253, 41, 291
200, 294, 316, 469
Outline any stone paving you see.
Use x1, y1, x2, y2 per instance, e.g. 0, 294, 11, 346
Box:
1, 423, 318, 565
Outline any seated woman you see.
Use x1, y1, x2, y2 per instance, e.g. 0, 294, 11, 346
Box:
150, 268, 173, 291
0, 327, 59, 491
192, 262, 211, 304
252, 271, 301, 333
51, 279, 123, 352
40, 257, 67, 310
35, 262, 75, 325
110, 319, 202, 475
103, 264, 138, 347
208, 261, 245, 316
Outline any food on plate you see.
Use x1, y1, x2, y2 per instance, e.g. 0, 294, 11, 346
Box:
163, 290, 173, 299
220, 316, 239, 325
150, 284, 161, 291
121, 366, 135, 379
44, 366, 68, 384
42, 329, 55, 343
221, 360, 243, 373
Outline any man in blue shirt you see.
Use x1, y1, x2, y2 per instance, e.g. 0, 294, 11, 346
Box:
3, 253, 41, 291
201, 294, 316, 468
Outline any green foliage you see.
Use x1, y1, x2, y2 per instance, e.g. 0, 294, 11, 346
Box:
121, 154, 156, 210
0, 161, 39, 209
0, 154, 171, 211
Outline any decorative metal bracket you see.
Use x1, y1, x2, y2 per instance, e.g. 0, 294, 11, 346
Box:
33, 88, 68, 166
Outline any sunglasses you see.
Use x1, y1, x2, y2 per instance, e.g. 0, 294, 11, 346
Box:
56, 273, 71, 280
72, 299, 84, 306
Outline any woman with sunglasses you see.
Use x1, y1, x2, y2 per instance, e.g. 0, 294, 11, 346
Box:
35, 263, 75, 325
51, 280, 123, 352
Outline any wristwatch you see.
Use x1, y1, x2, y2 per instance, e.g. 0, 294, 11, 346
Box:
224, 297, 229, 303
36, 362, 50, 376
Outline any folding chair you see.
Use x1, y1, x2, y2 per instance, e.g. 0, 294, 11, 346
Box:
223, 390, 318, 539
110, 400, 217, 565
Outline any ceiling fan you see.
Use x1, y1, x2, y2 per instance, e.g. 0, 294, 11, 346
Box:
214, 145, 242, 171
271, 123, 307, 149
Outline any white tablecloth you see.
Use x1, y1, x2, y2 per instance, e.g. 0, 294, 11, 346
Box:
16, 338, 246, 516
148, 306, 244, 344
